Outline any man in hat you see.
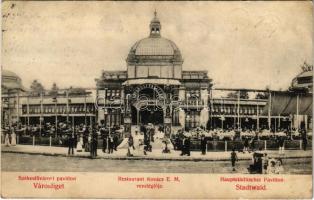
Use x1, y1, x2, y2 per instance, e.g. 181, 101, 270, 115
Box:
66, 124, 75, 155
230, 148, 238, 171
200, 134, 207, 155
113, 131, 119, 151
99, 121, 108, 153
180, 136, 186, 156
90, 124, 99, 158
301, 130, 308, 151
185, 135, 191, 156
82, 125, 89, 151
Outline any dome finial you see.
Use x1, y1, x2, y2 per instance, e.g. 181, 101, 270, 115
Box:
150, 10, 161, 37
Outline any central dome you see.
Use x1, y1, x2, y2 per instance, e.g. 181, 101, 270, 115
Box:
126, 11, 183, 64
130, 37, 180, 56
126, 11, 183, 80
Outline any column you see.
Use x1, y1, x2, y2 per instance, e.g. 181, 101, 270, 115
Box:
178, 108, 185, 129
200, 87, 208, 106
16, 92, 20, 123
164, 105, 172, 137
179, 87, 186, 101
136, 108, 139, 127
200, 107, 209, 128
123, 93, 132, 137
27, 96, 30, 126
305, 115, 308, 131
268, 92, 272, 130
98, 108, 105, 124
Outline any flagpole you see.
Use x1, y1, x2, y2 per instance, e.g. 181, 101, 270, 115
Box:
66, 90, 69, 123
268, 91, 272, 130
237, 91, 240, 130
40, 91, 43, 136
296, 94, 299, 132
256, 104, 259, 131
27, 95, 30, 126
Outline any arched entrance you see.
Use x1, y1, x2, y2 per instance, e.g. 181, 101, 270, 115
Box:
130, 84, 166, 126
131, 105, 164, 125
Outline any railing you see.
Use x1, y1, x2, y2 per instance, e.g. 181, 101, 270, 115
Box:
4, 135, 311, 152
3, 135, 123, 149
184, 139, 312, 151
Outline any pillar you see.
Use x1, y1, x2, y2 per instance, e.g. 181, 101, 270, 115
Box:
178, 108, 185, 129
200, 107, 209, 128
136, 108, 139, 127
98, 108, 105, 124
164, 106, 172, 137
123, 104, 132, 137
200, 87, 208, 106
97, 89, 106, 124
179, 87, 185, 101
305, 115, 308, 131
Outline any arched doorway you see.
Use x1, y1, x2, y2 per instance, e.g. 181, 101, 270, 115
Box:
140, 106, 164, 125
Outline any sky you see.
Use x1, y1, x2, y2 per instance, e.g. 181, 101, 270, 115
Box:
2, 1, 313, 91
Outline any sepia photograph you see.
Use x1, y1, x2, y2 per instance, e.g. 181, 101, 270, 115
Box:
1, 1, 313, 198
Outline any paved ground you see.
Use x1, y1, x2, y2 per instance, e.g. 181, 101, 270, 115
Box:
1, 144, 312, 161
2, 152, 311, 174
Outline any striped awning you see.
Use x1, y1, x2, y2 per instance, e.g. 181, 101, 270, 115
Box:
123, 78, 181, 86
261, 92, 312, 116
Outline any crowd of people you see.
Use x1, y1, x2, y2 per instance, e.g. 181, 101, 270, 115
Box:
1, 122, 310, 174
171, 126, 310, 153
2, 121, 122, 158
174, 126, 311, 141
2, 122, 310, 159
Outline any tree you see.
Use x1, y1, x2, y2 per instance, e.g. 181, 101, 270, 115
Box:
49, 82, 59, 97
226, 90, 249, 99
29, 80, 45, 96
255, 86, 270, 99
67, 86, 88, 96
301, 61, 313, 72
255, 92, 269, 99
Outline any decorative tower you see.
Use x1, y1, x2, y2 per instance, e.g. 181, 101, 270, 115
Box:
149, 10, 161, 37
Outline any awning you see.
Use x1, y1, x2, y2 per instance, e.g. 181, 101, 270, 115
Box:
122, 78, 181, 86
261, 92, 312, 116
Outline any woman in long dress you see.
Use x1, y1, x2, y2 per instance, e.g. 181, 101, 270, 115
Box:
11, 129, 17, 146
76, 134, 83, 152
4, 131, 10, 146
127, 135, 134, 156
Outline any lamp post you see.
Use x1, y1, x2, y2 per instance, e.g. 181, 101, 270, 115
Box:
26, 95, 30, 126
296, 94, 299, 132
237, 91, 240, 130
256, 104, 259, 131
66, 89, 69, 123
220, 115, 225, 130
84, 93, 87, 125
104, 108, 111, 136
39, 91, 43, 137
